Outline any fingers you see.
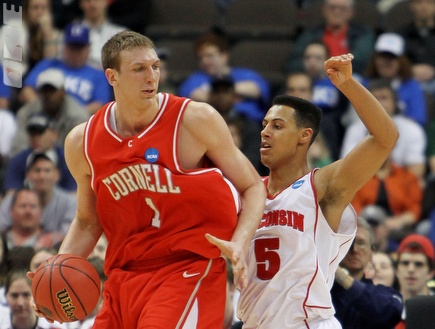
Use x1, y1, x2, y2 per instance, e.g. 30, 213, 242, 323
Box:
232, 258, 248, 289
205, 233, 248, 288
205, 233, 218, 245
327, 53, 354, 62
30, 296, 56, 323
27, 271, 35, 280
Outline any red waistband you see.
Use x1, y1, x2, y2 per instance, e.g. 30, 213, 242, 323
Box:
121, 251, 205, 272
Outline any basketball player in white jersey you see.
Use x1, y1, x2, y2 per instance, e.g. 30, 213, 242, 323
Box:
207, 53, 399, 328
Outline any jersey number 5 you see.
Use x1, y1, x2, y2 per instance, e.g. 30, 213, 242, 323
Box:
254, 237, 280, 280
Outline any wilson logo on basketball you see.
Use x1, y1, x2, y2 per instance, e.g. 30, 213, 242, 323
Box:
56, 288, 79, 321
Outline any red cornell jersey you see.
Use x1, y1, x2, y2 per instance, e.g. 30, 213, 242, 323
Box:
84, 93, 239, 274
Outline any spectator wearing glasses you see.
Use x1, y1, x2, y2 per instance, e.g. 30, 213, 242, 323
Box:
331, 217, 402, 329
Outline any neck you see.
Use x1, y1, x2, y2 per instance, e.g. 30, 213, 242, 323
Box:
327, 23, 347, 33
267, 163, 310, 197
114, 97, 160, 137
416, 17, 435, 29
85, 15, 106, 27
38, 190, 52, 207
12, 313, 38, 329
402, 286, 430, 301
215, 66, 231, 77
349, 269, 365, 280
12, 226, 40, 241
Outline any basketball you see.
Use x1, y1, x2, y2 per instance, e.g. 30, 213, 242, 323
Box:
31, 254, 101, 323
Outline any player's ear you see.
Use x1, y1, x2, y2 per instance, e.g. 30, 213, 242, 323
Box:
105, 68, 118, 87
300, 128, 313, 144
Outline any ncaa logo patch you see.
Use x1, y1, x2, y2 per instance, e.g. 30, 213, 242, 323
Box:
292, 180, 304, 189
145, 148, 159, 163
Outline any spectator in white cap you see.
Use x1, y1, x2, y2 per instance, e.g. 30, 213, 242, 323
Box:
10, 67, 89, 156
3, 112, 77, 196
363, 32, 427, 126
19, 22, 113, 115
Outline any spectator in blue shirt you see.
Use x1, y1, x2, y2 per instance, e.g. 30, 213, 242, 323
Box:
178, 30, 270, 122
3, 113, 76, 195
19, 22, 112, 115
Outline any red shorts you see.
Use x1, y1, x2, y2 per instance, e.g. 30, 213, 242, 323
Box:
92, 256, 227, 329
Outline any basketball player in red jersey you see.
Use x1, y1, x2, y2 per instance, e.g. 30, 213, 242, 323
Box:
29, 31, 266, 328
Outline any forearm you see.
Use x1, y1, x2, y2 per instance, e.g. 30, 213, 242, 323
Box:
231, 181, 265, 250
58, 217, 103, 258
335, 266, 354, 290
338, 77, 398, 149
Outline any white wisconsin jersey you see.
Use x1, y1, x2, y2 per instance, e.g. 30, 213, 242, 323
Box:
238, 171, 357, 329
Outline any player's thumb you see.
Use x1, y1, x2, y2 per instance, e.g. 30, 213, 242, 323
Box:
205, 233, 220, 246
205, 233, 228, 252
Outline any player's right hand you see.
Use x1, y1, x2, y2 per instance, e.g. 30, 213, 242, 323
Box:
205, 233, 248, 290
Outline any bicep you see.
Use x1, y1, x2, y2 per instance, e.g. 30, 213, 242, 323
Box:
204, 114, 260, 193
186, 103, 260, 193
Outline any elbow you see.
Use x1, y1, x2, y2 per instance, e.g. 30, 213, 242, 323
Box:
385, 126, 400, 151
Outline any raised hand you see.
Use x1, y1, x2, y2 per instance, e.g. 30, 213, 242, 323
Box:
324, 53, 354, 87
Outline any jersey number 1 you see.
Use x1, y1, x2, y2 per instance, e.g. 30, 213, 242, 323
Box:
254, 237, 280, 280
145, 198, 161, 228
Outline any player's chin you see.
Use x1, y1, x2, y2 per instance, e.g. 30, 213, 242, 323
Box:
260, 151, 271, 163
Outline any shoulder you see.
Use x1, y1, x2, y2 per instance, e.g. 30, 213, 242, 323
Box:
400, 78, 423, 89
11, 148, 31, 162
33, 58, 61, 71
393, 115, 425, 132
77, 64, 106, 77
180, 72, 209, 85
65, 122, 86, 147
63, 96, 91, 118
181, 101, 228, 139
104, 21, 128, 33
0, 110, 15, 123
184, 100, 217, 122
24, 59, 60, 82
232, 68, 267, 82
348, 23, 375, 35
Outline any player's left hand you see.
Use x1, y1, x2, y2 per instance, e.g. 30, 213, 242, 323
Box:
324, 53, 354, 87
205, 233, 248, 290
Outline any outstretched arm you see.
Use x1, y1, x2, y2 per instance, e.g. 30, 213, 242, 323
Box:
315, 54, 399, 230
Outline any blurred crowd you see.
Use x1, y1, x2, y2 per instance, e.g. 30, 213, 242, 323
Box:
0, 0, 434, 328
